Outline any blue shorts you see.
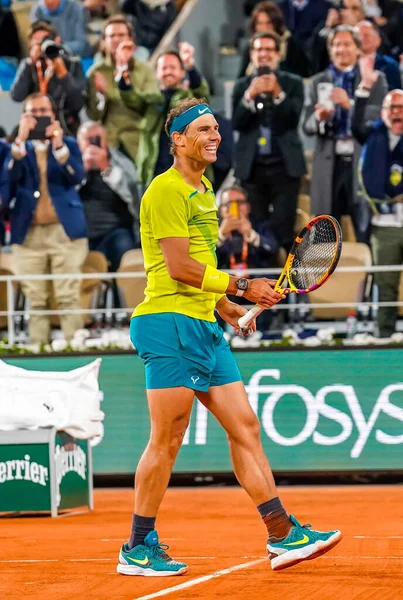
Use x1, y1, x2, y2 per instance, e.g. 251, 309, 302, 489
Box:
130, 313, 242, 391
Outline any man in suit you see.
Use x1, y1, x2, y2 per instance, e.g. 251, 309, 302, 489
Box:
232, 31, 306, 252
303, 24, 387, 242
352, 89, 403, 337
355, 20, 401, 91
0, 138, 9, 246
0, 93, 88, 345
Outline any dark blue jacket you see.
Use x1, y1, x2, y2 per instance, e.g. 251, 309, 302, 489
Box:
0, 139, 9, 245
278, 0, 331, 41
374, 53, 402, 92
0, 137, 87, 244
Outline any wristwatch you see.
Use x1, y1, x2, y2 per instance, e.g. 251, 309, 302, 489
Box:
236, 277, 249, 297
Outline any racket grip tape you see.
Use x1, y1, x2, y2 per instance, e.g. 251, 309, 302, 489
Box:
238, 305, 264, 329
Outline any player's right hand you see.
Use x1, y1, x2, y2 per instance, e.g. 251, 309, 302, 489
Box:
244, 278, 285, 308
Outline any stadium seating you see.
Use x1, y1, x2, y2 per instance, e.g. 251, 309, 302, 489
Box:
310, 241, 372, 320
116, 248, 147, 315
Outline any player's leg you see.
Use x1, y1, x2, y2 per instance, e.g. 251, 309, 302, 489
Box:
134, 386, 194, 517
196, 332, 342, 570
118, 313, 201, 577
117, 385, 194, 577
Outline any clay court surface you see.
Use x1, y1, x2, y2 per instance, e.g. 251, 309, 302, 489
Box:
1, 485, 403, 600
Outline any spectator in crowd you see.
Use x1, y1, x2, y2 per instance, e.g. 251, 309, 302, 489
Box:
0, 3, 21, 61
277, 0, 332, 76
355, 20, 401, 91
121, 0, 177, 55
302, 25, 387, 242
217, 185, 279, 270
136, 42, 209, 188
0, 93, 88, 345
0, 138, 9, 246
238, 2, 291, 78
232, 32, 306, 252
86, 14, 161, 163
31, 0, 92, 57
352, 88, 403, 337
11, 21, 86, 137
216, 185, 279, 333
77, 121, 140, 271
313, 0, 367, 72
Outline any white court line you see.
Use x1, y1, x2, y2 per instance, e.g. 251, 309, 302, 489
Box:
101, 539, 184, 543
69, 558, 113, 562
0, 559, 59, 563
322, 556, 403, 559
0, 557, 215, 564
2, 554, 403, 566
132, 558, 267, 600
354, 536, 403, 539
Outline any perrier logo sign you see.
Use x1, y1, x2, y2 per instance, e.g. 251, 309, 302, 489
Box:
0, 454, 49, 486
54, 443, 87, 485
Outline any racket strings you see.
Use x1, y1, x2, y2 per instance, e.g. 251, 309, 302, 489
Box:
290, 219, 338, 290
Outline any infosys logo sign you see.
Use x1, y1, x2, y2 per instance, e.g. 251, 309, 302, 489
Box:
184, 369, 403, 458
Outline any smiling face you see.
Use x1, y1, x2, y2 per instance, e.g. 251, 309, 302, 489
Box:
250, 36, 281, 71
330, 30, 360, 69
382, 92, 403, 136
174, 113, 221, 166
157, 54, 185, 90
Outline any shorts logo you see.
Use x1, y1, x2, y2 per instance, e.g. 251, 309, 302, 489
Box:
191, 376, 200, 384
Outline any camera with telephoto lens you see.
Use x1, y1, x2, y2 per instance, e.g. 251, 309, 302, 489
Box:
41, 38, 65, 60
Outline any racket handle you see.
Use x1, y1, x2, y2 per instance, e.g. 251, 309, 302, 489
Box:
238, 305, 264, 329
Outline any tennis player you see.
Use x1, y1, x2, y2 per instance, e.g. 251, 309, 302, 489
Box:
117, 98, 342, 577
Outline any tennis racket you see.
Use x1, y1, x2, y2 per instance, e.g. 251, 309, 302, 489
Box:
238, 215, 342, 330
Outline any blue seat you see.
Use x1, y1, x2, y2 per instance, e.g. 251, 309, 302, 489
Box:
80, 57, 95, 77
0, 58, 17, 92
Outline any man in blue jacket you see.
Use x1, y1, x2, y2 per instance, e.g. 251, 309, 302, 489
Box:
0, 92, 88, 345
352, 88, 403, 338
0, 138, 9, 246
355, 20, 401, 92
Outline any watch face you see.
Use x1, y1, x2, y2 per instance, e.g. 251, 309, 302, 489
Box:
237, 278, 248, 291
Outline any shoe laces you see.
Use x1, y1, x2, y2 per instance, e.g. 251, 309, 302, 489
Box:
149, 542, 171, 560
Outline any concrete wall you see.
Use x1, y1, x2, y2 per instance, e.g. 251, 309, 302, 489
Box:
179, 0, 244, 93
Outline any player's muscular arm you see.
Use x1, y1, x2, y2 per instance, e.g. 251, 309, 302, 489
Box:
159, 238, 284, 308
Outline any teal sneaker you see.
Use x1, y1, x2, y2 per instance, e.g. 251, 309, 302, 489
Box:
267, 515, 342, 571
117, 530, 188, 576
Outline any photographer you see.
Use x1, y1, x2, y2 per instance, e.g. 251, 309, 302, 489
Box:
0, 93, 88, 345
232, 31, 306, 252
217, 185, 279, 270
11, 21, 85, 137
30, 0, 91, 58
77, 122, 140, 271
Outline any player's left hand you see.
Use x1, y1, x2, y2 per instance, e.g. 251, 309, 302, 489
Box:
216, 297, 257, 337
